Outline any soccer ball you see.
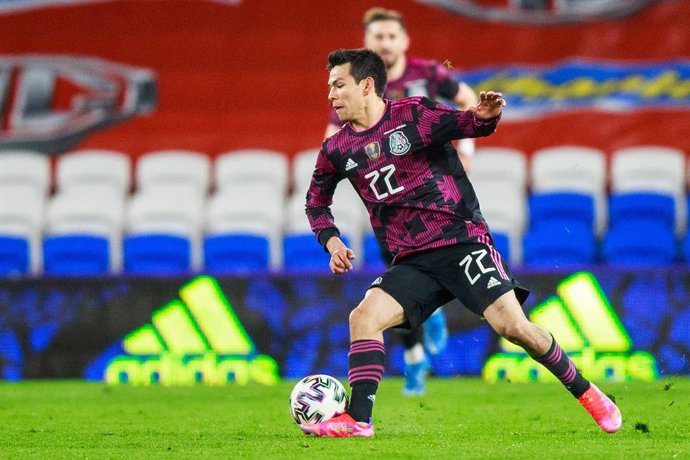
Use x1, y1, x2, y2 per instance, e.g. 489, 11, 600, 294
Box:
289, 374, 349, 425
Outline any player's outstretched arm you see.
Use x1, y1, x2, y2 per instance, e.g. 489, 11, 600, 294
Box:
325, 236, 356, 275
468, 91, 506, 120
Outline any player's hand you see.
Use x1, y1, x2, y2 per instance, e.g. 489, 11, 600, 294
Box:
469, 91, 506, 120
326, 237, 356, 275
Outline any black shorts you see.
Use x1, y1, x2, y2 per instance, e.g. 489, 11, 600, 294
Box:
369, 239, 529, 330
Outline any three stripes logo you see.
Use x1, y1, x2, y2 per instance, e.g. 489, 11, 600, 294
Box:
87, 276, 279, 386
482, 272, 658, 383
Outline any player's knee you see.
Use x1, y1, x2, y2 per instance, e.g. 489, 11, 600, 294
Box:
349, 304, 373, 328
499, 321, 532, 346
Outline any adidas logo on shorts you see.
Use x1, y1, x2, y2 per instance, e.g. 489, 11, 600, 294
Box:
486, 276, 501, 289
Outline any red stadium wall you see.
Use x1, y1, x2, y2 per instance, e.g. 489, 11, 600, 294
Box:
0, 0, 688, 159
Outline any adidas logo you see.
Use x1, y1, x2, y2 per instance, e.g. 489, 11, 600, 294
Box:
88, 276, 279, 386
345, 158, 359, 171
483, 271, 658, 383
486, 276, 500, 289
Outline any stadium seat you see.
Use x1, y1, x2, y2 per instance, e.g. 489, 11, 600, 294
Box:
0, 236, 30, 276
124, 234, 191, 274
524, 221, 596, 267
603, 193, 677, 266
136, 150, 211, 198
603, 219, 676, 266
523, 193, 597, 267
471, 147, 527, 191
43, 235, 111, 275
43, 185, 125, 274
530, 146, 607, 234
0, 184, 45, 275
56, 149, 131, 197
204, 234, 270, 273
204, 182, 284, 271
611, 146, 686, 235
0, 150, 51, 197
215, 149, 289, 196
124, 186, 204, 273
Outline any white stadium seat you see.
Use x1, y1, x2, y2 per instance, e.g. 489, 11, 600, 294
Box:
215, 149, 289, 195
136, 150, 211, 198
56, 149, 131, 197
0, 150, 51, 197
471, 147, 527, 191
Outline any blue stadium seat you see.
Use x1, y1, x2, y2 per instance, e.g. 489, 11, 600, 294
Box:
204, 234, 270, 273
524, 221, 596, 266
124, 234, 191, 274
43, 235, 110, 275
608, 193, 675, 229
604, 193, 677, 266
523, 193, 596, 266
528, 193, 595, 229
0, 236, 30, 276
604, 219, 676, 265
283, 234, 350, 272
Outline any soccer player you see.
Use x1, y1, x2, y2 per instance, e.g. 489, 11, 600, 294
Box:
324, 7, 480, 396
301, 48, 622, 438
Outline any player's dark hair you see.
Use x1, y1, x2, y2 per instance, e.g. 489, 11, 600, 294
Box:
326, 48, 387, 97
363, 7, 407, 31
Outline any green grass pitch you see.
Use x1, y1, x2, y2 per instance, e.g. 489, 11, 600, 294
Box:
0, 378, 688, 459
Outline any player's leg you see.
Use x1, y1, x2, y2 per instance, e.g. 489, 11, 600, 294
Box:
301, 262, 452, 438
423, 306, 448, 356
399, 328, 429, 396
482, 291, 622, 433
300, 287, 405, 438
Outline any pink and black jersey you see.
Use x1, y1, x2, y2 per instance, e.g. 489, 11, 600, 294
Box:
307, 96, 500, 260
328, 56, 459, 126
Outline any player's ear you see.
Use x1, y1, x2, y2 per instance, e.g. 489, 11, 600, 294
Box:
363, 76, 375, 96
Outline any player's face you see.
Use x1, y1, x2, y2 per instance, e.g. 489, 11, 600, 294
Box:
364, 20, 409, 69
328, 63, 366, 122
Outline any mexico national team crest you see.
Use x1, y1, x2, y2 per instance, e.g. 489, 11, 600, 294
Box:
365, 141, 381, 161
389, 131, 411, 156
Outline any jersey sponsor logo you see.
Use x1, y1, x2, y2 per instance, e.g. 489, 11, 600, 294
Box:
86, 276, 279, 386
0, 55, 156, 153
364, 142, 381, 161
482, 272, 658, 383
388, 131, 411, 156
345, 158, 359, 171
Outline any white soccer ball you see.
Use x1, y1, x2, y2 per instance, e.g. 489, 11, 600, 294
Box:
289, 374, 349, 425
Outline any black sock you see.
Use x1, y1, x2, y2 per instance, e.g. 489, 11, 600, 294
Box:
347, 339, 385, 423
534, 336, 590, 398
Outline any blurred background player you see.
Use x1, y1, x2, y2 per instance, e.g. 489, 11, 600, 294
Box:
324, 7, 479, 396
